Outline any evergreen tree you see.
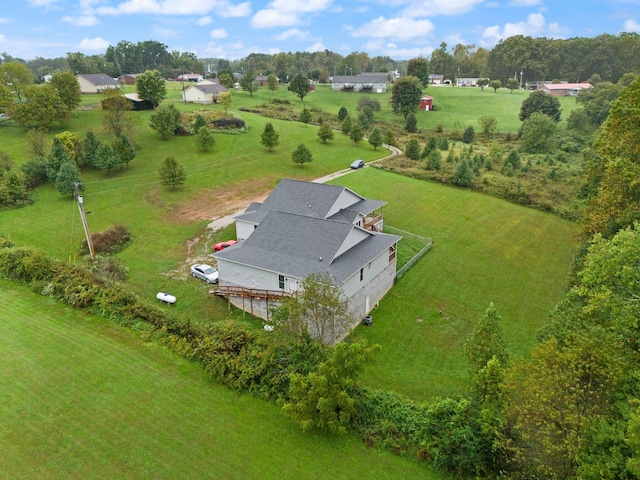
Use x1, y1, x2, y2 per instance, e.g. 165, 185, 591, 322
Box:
405, 138, 421, 160
337, 106, 348, 121
45, 137, 71, 181
462, 125, 475, 143
383, 129, 396, 147
349, 121, 364, 143
260, 122, 279, 151
112, 134, 136, 168
358, 105, 374, 131
299, 107, 312, 126
82, 131, 102, 168
404, 112, 417, 133
341, 115, 352, 135
192, 113, 207, 132
94, 143, 122, 175
159, 155, 186, 189
452, 159, 474, 186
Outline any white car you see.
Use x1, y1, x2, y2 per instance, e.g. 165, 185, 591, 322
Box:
190, 264, 219, 283
350, 159, 365, 169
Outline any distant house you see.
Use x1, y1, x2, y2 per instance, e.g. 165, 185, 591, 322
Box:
177, 73, 204, 82
456, 77, 480, 87
117, 74, 138, 85
429, 74, 444, 85
214, 179, 401, 340
182, 83, 229, 104
331, 73, 388, 93
540, 82, 593, 96
525, 80, 558, 90
255, 75, 278, 86
76, 74, 119, 94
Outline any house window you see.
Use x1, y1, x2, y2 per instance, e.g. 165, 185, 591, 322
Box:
278, 275, 285, 289
360, 268, 364, 282
389, 245, 396, 262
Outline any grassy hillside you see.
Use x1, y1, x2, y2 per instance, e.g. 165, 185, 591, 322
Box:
0, 279, 439, 480
334, 168, 579, 399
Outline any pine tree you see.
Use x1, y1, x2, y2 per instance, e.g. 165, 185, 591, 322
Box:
317, 124, 335, 144
292, 143, 313, 166
159, 156, 186, 189
55, 162, 83, 197
368, 127, 383, 150
195, 126, 216, 152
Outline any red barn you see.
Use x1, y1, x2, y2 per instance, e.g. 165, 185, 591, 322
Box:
419, 95, 433, 111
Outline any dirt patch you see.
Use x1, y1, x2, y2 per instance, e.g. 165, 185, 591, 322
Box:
167, 176, 277, 224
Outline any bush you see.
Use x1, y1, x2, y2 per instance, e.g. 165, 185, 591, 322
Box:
405, 113, 417, 133
82, 223, 132, 255
462, 125, 475, 144
405, 139, 421, 160
357, 96, 381, 112
212, 117, 246, 129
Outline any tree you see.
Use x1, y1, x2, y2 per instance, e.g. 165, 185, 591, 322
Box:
159, 155, 186, 189
239, 70, 257, 96
506, 78, 519, 92
94, 143, 122, 175
575, 81, 620, 127
462, 125, 475, 144
349, 121, 364, 144
404, 112, 417, 133
101, 88, 134, 137
0, 84, 12, 115
282, 340, 378, 434
288, 73, 309, 102
299, 107, 312, 126
112, 134, 136, 168
136, 69, 166, 108
192, 113, 207, 133
266, 73, 278, 94
463, 303, 509, 377
405, 138, 421, 160
452, 159, 474, 186
406, 57, 430, 88
368, 127, 383, 150
358, 105, 374, 131
489, 80, 502, 92
383, 129, 396, 147
45, 137, 71, 181
219, 91, 232, 114
317, 124, 334, 144
55, 162, 83, 197
50, 70, 81, 112
54, 131, 82, 165
341, 115, 352, 135
337, 106, 348, 121
260, 122, 279, 151
0, 61, 33, 101
390, 75, 423, 119
9, 84, 70, 129
477, 78, 490, 91
25, 128, 48, 160
519, 90, 561, 122
195, 126, 215, 152
478, 116, 497, 138
82, 131, 102, 168
520, 112, 557, 153
218, 73, 234, 89
149, 104, 181, 140
292, 143, 313, 166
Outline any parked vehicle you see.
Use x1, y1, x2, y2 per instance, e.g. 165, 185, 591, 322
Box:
190, 264, 219, 283
214, 240, 237, 251
350, 159, 365, 169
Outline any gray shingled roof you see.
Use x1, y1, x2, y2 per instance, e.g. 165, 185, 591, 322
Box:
216, 211, 400, 283
193, 83, 228, 94
332, 74, 389, 83
78, 74, 119, 86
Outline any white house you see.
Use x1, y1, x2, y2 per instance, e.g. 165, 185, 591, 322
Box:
76, 74, 119, 94
331, 73, 389, 93
214, 179, 401, 340
182, 83, 229, 104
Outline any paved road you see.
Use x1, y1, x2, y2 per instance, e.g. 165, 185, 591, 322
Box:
207, 143, 402, 232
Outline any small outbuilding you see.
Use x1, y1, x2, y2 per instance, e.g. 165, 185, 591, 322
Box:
117, 74, 138, 85
76, 73, 119, 94
419, 95, 433, 111
182, 83, 229, 104
540, 82, 593, 96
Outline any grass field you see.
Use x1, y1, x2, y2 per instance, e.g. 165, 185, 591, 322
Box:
0, 279, 441, 480
336, 167, 579, 399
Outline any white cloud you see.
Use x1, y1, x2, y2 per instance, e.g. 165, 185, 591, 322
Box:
210, 28, 227, 38
481, 13, 567, 46
623, 19, 640, 32
201, 40, 256, 59
196, 16, 213, 25
399, 0, 483, 17
361, 39, 431, 60
62, 15, 99, 26
0, 34, 5, 43
97, 0, 248, 16
0, 18, 12, 24
351, 16, 435, 40
265, 0, 332, 14
508, 0, 542, 5
276, 28, 308, 40
27, 0, 59, 7
306, 41, 326, 52
251, 9, 298, 28
78, 37, 110, 50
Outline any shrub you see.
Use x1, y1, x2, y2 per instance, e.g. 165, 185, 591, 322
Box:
82, 223, 132, 255
357, 96, 381, 112
212, 117, 246, 129
405, 113, 417, 133
405, 139, 421, 160
462, 125, 475, 144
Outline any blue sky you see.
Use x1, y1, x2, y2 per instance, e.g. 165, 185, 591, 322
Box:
1, 0, 639, 61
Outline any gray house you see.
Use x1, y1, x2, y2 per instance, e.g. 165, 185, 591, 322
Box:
331, 73, 389, 93
76, 73, 119, 94
214, 179, 401, 340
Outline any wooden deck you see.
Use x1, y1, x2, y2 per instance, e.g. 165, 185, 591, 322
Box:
211, 285, 294, 321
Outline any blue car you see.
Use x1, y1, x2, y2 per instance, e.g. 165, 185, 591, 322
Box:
350, 159, 365, 169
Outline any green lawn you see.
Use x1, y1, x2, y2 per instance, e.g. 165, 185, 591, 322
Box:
0, 279, 440, 480
335, 167, 579, 399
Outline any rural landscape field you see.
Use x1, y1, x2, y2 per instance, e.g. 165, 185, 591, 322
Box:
2, 37, 640, 478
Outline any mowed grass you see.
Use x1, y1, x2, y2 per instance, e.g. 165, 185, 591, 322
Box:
335, 168, 579, 399
0, 279, 441, 480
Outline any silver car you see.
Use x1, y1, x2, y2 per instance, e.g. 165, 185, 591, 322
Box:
190, 264, 219, 283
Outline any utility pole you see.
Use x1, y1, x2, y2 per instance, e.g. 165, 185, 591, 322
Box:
75, 183, 95, 261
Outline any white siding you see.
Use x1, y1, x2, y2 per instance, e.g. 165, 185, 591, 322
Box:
183, 87, 213, 104
327, 189, 362, 217
236, 220, 256, 241
341, 246, 393, 297
334, 227, 370, 259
